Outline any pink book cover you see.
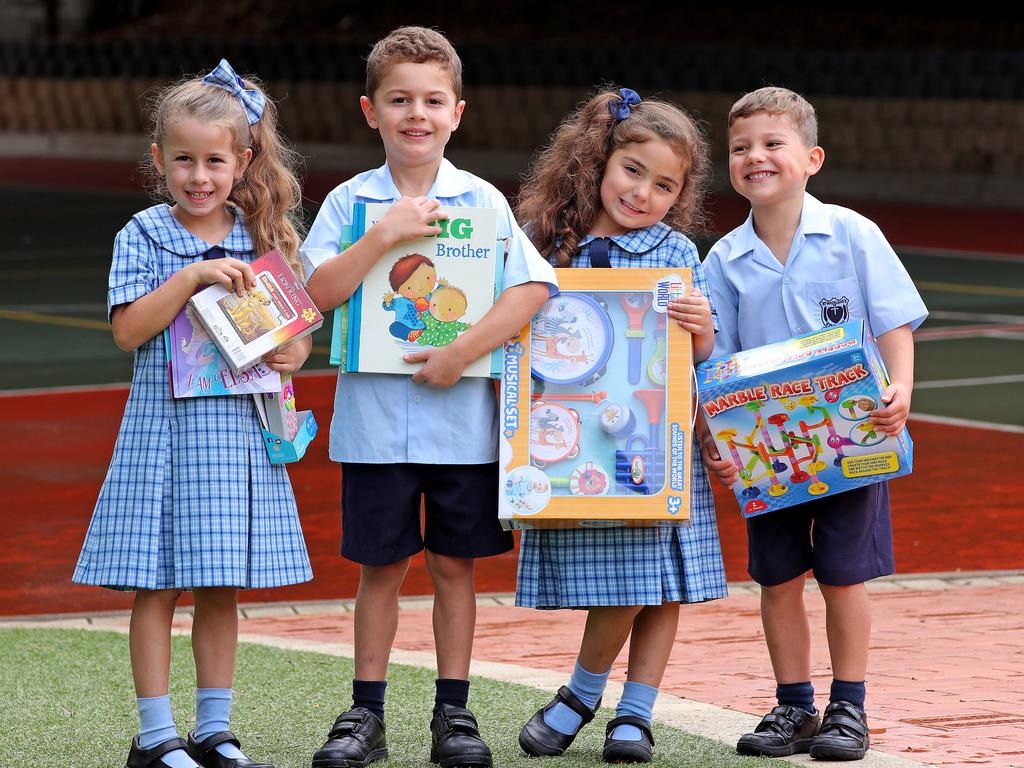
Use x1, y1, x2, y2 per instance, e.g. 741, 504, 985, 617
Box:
189, 250, 324, 373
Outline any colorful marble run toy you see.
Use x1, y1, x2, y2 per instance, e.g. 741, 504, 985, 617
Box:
696, 320, 914, 517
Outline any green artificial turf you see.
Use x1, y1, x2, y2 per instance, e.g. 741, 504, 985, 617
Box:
0, 628, 768, 768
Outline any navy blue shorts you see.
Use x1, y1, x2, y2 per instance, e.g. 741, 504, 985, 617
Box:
340, 462, 513, 566
746, 482, 894, 587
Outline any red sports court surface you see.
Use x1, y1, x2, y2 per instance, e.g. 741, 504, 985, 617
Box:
2, 375, 1021, 616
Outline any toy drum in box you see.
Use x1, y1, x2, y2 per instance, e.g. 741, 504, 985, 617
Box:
696, 320, 913, 518
499, 269, 696, 529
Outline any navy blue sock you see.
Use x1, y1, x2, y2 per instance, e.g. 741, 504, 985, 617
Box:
352, 679, 386, 723
830, 679, 866, 709
776, 682, 816, 714
435, 678, 470, 711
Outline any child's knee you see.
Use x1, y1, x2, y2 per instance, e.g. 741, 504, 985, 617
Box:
360, 558, 411, 590
424, 550, 474, 584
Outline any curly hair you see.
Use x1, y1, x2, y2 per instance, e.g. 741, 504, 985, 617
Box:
366, 26, 462, 100
140, 68, 306, 278
517, 89, 710, 267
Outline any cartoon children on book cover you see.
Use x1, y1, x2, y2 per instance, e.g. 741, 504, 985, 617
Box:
349, 204, 501, 377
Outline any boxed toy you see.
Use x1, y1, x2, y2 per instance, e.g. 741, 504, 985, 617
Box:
498, 268, 696, 529
696, 320, 913, 518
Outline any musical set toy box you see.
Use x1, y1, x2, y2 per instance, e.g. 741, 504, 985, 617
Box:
499, 269, 695, 529
696, 320, 913, 518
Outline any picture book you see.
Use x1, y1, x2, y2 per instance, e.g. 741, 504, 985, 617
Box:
328, 224, 354, 368
256, 373, 299, 441
165, 298, 281, 398
342, 203, 503, 377
189, 249, 323, 373
253, 374, 318, 464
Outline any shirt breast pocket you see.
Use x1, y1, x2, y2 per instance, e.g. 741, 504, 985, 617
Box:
805, 276, 866, 328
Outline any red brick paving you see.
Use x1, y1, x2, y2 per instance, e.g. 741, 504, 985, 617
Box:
232, 579, 1024, 768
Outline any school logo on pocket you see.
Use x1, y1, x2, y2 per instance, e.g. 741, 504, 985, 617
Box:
819, 296, 850, 326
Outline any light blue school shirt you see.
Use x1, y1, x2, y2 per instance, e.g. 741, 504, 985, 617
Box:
302, 158, 557, 464
704, 192, 928, 358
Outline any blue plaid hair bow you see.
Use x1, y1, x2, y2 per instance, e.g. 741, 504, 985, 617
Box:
608, 88, 641, 121
202, 59, 265, 124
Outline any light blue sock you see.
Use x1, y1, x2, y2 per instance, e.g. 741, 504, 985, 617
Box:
611, 681, 658, 741
195, 688, 244, 760
136, 696, 198, 768
543, 660, 610, 736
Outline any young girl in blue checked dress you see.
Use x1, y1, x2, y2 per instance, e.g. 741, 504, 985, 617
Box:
514, 88, 728, 764
73, 60, 311, 768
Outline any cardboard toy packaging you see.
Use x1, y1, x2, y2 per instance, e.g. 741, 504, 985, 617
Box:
696, 320, 913, 518
499, 268, 696, 529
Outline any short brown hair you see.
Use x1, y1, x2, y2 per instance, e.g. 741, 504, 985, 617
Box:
366, 26, 463, 100
389, 253, 435, 290
728, 87, 818, 147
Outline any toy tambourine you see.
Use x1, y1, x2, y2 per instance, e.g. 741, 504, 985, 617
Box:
531, 293, 614, 386
529, 402, 581, 466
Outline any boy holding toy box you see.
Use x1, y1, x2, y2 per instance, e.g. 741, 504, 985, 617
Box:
701, 87, 927, 761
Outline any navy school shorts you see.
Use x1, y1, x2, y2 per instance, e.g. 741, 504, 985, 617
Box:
746, 482, 894, 587
340, 462, 513, 566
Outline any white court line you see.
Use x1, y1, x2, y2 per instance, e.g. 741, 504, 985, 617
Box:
913, 412, 1024, 434
916, 373, 1024, 389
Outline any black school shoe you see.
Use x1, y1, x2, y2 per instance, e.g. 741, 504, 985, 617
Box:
736, 704, 820, 757
519, 686, 601, 757
430, 704, 492, 768
311, 708, 388, 768
809, 701, 870, 761
602, 716, 655, 764
186, 731, 272, 768
127, 735, 191, 768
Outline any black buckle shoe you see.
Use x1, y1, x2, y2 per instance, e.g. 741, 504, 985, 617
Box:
186, 731, 272, 768
430, 704, 492, 768
311, 708, 388, 768
518, 686, 601, 757
809, 701, 870, 761
602, 716, 655, 764
126, 735, 190, 768
736, 704, 820, 757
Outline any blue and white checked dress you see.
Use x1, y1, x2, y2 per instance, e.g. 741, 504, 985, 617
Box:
73, 205, 313, 590
516, 223, 728, 608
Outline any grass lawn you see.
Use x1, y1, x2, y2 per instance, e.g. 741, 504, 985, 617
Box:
0, 628, 769, 768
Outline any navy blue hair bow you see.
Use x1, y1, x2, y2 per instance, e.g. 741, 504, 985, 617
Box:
608, 88, 641, 121
202, 59, 265, 125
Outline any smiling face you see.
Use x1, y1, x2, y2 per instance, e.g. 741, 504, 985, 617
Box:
151, 119, 250, 233
360, 61, 465, 173
592, 139, 687, 237
428, 287, 467, 321
398, 262, 438, 299
727, 111, 824, 209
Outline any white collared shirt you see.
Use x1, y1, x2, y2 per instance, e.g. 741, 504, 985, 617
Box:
704, 192, 928, 358
301, 159, 557, 464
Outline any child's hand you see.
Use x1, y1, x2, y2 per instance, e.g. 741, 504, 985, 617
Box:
265, 336, 312, 374
701, 429, 740, 487
869, 382, 911, 435
190, 258, 256, 295
404, 345, 468, 388
379, 196, 447, 246
667, 288, 712, 335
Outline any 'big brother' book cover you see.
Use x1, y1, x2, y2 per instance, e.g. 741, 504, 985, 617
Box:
344, 202, 503, 377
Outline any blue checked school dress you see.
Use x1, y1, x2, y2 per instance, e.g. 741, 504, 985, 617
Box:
73, 205, 312, 591
516, 223, 728, 608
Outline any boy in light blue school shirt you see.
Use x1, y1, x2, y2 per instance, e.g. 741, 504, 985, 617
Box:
299, 26, 555, 768
302, 157, 555, 463
702, 88, 926, 762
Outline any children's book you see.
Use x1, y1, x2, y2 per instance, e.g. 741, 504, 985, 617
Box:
165, 297, 281, 398
189, 250, 323, 374
256, 373, 299, 441
328, 225, 354, 368
340, 203, 503, 377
